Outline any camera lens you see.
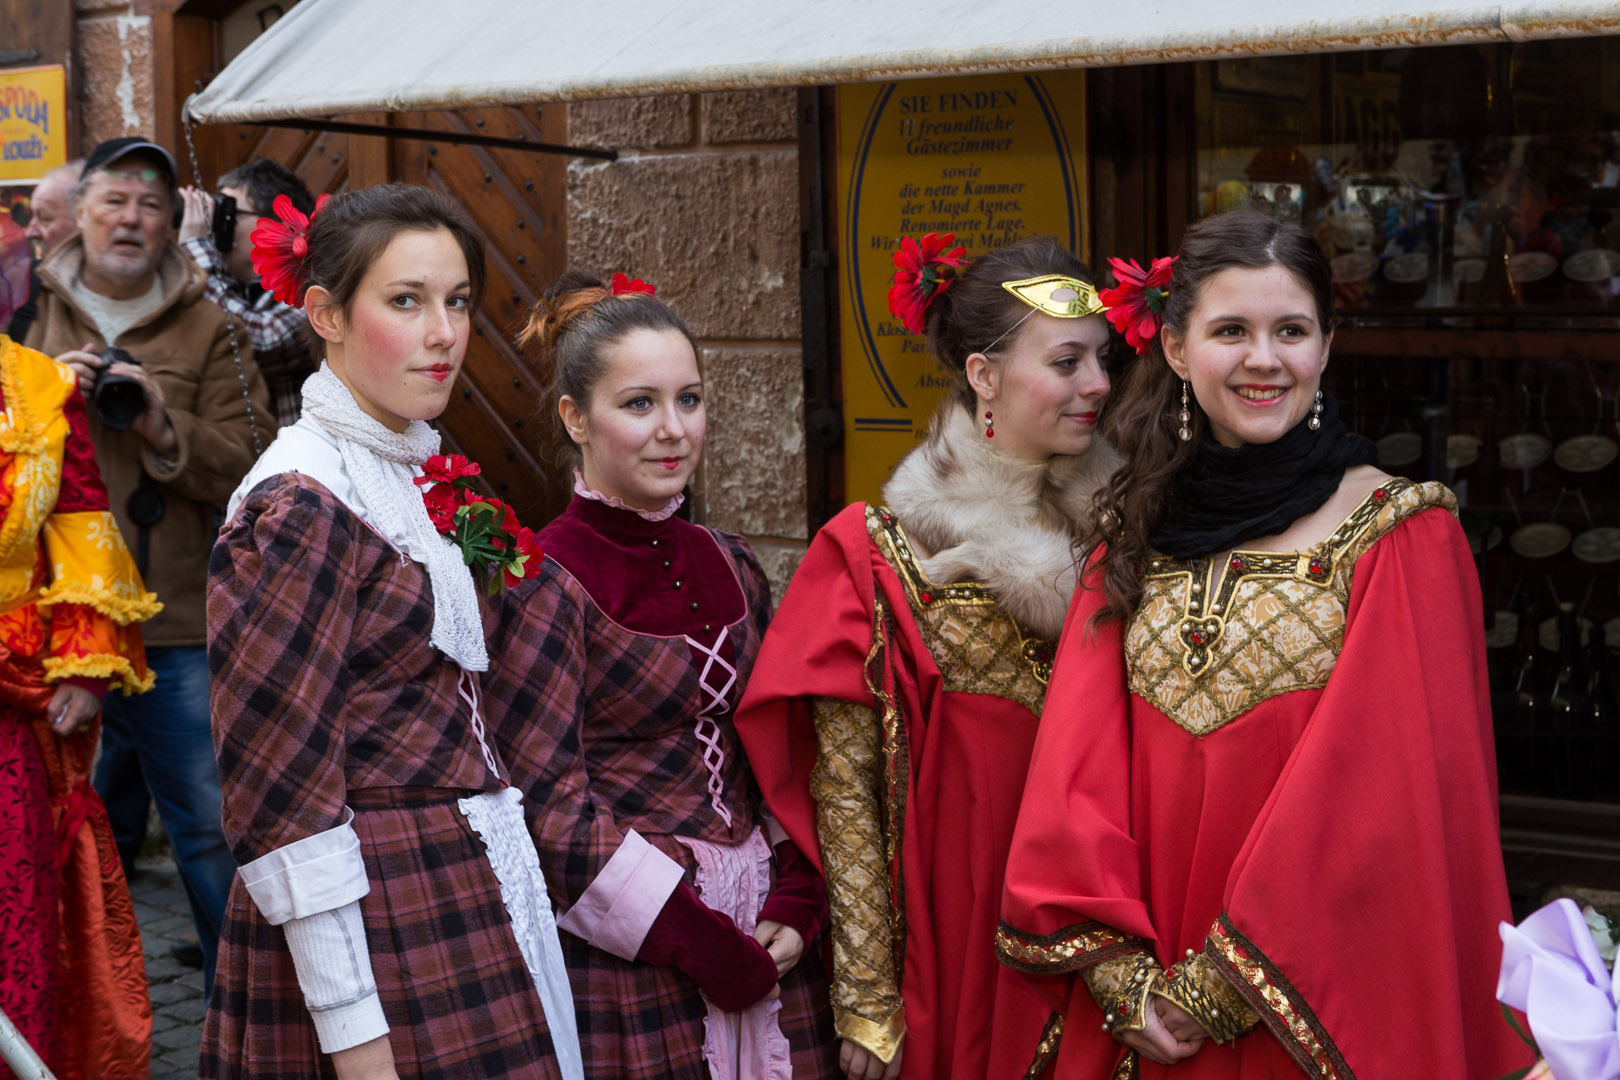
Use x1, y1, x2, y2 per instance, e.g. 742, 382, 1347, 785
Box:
94, 347, 147, 431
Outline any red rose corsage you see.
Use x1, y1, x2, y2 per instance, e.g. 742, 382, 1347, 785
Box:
249, 192, 331, 309
610, 272, 657, 296
888, 232, 969, 335
414, 453, 545, 593
1098, 255, 1176, 355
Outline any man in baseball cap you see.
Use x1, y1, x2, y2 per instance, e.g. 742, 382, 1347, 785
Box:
80, 136, 180, 190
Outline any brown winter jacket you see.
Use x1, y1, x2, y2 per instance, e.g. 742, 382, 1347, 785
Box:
25, 237, 274, 646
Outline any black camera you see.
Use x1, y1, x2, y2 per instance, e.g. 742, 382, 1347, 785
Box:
93, 347, 148, 431
211, 192, 238, 254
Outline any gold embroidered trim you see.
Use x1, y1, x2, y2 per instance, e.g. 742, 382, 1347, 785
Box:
995, 920, 1150, 974
809, 692, 907, 1060
1153, 950, 1259, 1044
866, 594, 909, 981
1110, 1052, 1138, 1080
1127, 479, 1455, 735
1022, 1012, 1064, 1079
1208, 915, 1354, 1080
866, 505, 1056, 709
1089, 953, 1164, 1038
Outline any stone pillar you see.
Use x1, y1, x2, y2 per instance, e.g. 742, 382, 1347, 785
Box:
75, 0, 156, 147
567, 90, 810, 599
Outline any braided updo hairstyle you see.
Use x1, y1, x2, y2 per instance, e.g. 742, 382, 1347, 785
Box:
517, 272, 698, 463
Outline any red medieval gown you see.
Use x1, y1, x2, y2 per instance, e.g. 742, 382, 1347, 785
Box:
736, 502, 1061, 1080
997, 479, 1534, 1079
0, 336, 157, 1080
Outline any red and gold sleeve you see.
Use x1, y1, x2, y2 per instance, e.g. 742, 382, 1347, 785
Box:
37, 391, 159, 693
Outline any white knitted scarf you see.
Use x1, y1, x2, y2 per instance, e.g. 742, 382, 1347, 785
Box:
300, 363, 489, 672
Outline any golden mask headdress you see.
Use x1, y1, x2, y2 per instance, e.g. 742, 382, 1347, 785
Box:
1000, 274, 1108, 318
982, 274, 1109, 353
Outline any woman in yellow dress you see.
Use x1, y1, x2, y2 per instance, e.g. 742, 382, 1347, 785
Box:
0, 320, 159, 1080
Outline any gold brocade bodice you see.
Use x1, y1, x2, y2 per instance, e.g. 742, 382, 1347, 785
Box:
1127, 478, 1454, 736
866, 505, 1055, 715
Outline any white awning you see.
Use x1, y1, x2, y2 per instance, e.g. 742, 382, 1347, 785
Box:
186, 0, 1620, 124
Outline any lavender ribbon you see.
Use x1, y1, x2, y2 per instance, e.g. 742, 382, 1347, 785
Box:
1498, 898, 1620, 1080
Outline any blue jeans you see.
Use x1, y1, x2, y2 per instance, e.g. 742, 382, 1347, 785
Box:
95, 646, 235, 998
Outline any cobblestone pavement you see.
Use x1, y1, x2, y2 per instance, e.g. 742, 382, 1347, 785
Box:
128, 851, 206, 1079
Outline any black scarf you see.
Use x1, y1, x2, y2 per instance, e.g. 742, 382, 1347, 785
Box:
1150, 392, 1378, 559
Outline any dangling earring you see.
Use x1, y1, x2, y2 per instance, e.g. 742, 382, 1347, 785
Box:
1177, 382, 1191, 442
983, 410, 995, 439
1308, 389, 1324, 431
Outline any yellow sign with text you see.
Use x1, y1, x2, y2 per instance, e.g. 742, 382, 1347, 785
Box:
0, 67, 67, 184
837, 72, 1088, 506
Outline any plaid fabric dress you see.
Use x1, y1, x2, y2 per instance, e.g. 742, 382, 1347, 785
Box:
200, 474, 570, 1080
486, 497, 838, 1079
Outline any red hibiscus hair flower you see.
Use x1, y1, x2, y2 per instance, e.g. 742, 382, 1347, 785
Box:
1098, 255, 1176, 355
249, 192, 331, 309
610, 273, 657, 296
887, 232, 969, 335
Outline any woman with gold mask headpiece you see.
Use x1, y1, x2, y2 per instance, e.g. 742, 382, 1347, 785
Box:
735, 234, 1118, 1080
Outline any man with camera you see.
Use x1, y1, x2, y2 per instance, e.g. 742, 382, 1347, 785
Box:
178, 157, 318, 427
23, 136, 274, 998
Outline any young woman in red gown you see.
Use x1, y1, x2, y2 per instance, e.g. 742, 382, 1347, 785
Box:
736, 235, 1118, 1080
996, 211, 1533, 1079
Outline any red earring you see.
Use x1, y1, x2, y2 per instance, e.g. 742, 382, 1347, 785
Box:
984, 411, 994, 438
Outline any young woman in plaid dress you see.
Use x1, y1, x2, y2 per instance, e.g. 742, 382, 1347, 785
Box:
201, 185, 582, 1080
484, 274, 839, 1079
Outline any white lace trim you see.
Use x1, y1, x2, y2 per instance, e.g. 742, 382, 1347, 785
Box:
572, 467, 684, 522
457, 787, 584, 1080
300, 364, 489, 672
685, 626, 737, 827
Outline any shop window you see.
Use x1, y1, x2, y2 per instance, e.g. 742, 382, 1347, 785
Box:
1191, 42, 1620, 890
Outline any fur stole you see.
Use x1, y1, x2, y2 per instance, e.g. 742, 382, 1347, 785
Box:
880, 402, 1119, 640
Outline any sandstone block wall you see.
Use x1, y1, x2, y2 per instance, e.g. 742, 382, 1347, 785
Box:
75, 1, 155, 146
568, 90, 810, 600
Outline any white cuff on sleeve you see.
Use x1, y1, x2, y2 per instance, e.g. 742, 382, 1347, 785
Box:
281, 899, 390, 1053
239, 808, 369, 925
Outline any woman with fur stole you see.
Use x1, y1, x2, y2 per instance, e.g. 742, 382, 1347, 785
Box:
735, 234, 1117, 1080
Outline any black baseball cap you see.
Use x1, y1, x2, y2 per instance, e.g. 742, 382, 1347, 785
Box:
81, 137, 178, 190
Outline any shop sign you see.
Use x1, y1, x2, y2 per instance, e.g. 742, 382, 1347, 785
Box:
837, 71, 1088, 505
0, 66, 66, 184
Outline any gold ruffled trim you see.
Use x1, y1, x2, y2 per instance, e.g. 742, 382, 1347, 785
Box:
834, 1006, 907, 1065
35, 581, 162, 625
42, 653, 155, 695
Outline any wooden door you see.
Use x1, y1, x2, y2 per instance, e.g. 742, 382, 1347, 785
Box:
156, 1, 575, 526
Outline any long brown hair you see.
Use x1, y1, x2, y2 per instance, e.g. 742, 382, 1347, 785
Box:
1082, 210, 1333, 624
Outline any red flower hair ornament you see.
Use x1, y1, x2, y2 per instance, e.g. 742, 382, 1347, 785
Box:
610, 273, 657, 296
249, 192, 332, 309
1098, 255, 1176, 355
888, 232, 969, 335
